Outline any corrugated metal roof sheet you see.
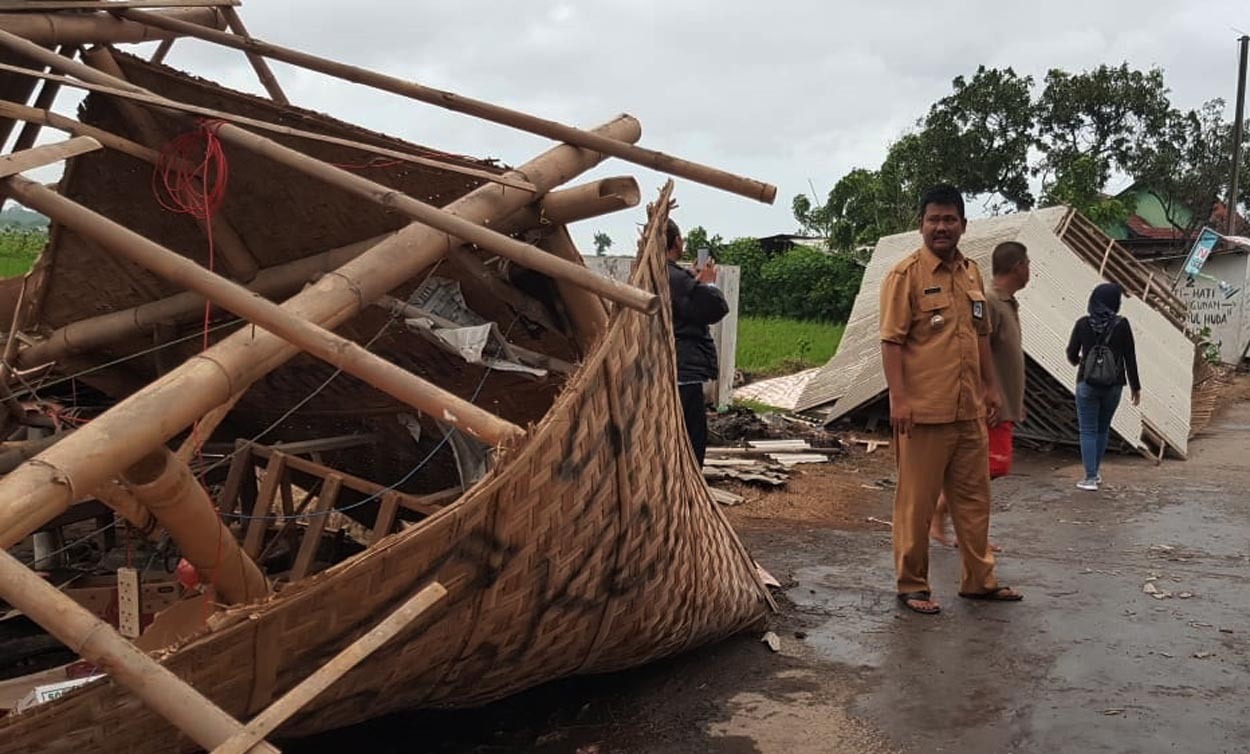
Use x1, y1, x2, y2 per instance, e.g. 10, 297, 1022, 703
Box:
795, 207, 1194, 456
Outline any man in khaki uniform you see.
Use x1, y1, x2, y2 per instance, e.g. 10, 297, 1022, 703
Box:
930, 241, 1031, 547
879, 184, 1023, 614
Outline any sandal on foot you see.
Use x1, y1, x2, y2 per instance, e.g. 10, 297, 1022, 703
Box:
958, 586, 1023, 601
897, 591, 941, 614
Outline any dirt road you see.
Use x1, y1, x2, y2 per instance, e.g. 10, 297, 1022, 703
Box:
295, 387, 1250, 754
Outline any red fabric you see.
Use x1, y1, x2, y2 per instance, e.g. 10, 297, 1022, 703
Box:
988, 421, 1014, 479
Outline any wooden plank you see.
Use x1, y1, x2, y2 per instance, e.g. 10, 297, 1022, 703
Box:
217, 445, 251, 515
0, 136, 99, 178
211, 582, 447, 754
0, 1, 238, 9
289, 474, 340, 581
370, 491, 399, 545
708, 264, 740, 409
242, 452, 285, 560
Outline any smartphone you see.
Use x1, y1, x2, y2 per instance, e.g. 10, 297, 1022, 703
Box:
696, 247, 710, 268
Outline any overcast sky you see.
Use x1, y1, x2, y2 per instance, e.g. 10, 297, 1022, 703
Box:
51, 1, 1250, 252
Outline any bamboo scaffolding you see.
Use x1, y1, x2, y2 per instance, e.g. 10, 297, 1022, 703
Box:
220, 7, 287, 105
122, 7, 778, 204
0, 547, 281, 753
0, 133, 100, 176
14, 174, 637, 368
1, 174, 529, 447
121, 447, 268, 604
0, 7, 224, 45
0, 59, 540, 191
0, 98, 162, 163
209, 582, 447, 754
0, 113, 641, 550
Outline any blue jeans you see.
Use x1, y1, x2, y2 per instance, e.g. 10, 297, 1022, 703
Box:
1075, 382, 1123, 480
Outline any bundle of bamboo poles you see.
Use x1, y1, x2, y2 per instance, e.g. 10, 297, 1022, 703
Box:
0, 6, 776, 751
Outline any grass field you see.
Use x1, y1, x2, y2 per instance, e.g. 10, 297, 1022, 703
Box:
736, 316, 844, 376
0, 228, 46, 278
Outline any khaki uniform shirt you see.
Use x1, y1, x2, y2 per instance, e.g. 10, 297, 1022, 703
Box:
879, 246, 992, 424
988, 284, 1025, 423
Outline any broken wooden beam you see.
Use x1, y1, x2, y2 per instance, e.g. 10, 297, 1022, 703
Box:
209, 582, 447, 754
122, 7, 777, 204
1, 175, 528, 447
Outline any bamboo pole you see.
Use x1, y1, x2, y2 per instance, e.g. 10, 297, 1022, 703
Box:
82, 47, 261, 282
0, 98, 161, 164
17, 233, 387, 367
0, 272, 29, 425
0, 546, 280, 753
1, 175, 528, 446
121, 447, 268, 604
122, 8, 777, 204
40, 43, 657, 313
0, 8, 225, 45
210, 582, 447, 754
150, 36, 174, 64
0, 61, 540, 192
10, 46, 76, 154
16, 175, 639, 368
539, 228, 607, 348
92, 478, 162, 540
0, 114, 641, 549
220, 7, 287, 105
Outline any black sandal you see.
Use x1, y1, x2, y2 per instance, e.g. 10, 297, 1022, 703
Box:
958, 586, 1023, 601
897, 591, 941, 614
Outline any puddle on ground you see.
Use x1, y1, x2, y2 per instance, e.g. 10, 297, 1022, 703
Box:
786, 565, 892, 668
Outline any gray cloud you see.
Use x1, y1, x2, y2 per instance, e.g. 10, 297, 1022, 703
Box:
110, 1, 1250, 252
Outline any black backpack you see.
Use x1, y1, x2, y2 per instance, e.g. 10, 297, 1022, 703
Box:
1083, 317, 1121, 387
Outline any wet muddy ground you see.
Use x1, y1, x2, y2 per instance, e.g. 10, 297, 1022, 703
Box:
294, 387, 1250, 754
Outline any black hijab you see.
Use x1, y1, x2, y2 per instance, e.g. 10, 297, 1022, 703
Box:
1087, 282, 1122, 335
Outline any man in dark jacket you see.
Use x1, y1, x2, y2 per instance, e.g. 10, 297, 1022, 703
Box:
666, 219, 728, 465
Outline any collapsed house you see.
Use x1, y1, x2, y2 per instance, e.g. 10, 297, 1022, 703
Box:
796, 207, 1200, 459
0, 4, 776, 753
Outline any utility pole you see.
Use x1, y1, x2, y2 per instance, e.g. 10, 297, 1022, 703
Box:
1229, 35, 1248, 235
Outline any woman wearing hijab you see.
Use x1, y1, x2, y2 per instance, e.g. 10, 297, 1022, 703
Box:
1065, 283, 1142, 491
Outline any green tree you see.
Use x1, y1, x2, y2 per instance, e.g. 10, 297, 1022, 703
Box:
592, 231, 613, 256
1035, 64, 1171, 220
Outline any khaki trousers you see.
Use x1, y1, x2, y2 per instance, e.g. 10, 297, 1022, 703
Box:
893, 420, 998, 595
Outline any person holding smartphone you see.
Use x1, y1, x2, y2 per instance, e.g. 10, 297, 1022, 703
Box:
666, 218, 727, 466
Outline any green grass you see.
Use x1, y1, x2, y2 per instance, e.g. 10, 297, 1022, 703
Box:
0, 228, 46, 278
736, 316, 844, 376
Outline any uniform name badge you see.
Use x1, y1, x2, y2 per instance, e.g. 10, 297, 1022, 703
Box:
972, 300, 984, 320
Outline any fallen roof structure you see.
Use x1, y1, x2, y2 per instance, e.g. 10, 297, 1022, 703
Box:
0, 4, 777, 753
796, 206, 1198, 459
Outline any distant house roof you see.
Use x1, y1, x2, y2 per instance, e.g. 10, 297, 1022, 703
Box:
755, 233, 827, 255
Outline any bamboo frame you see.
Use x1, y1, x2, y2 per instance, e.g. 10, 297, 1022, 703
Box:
0, 7, 224, 45
16, 174, 638, 368
0, 61, 540, 193
4, 174, 529, 445
0, 111, 639, 553
220, 7, 287, 105
11, 46, 77, 154
122, 7, 778, 204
